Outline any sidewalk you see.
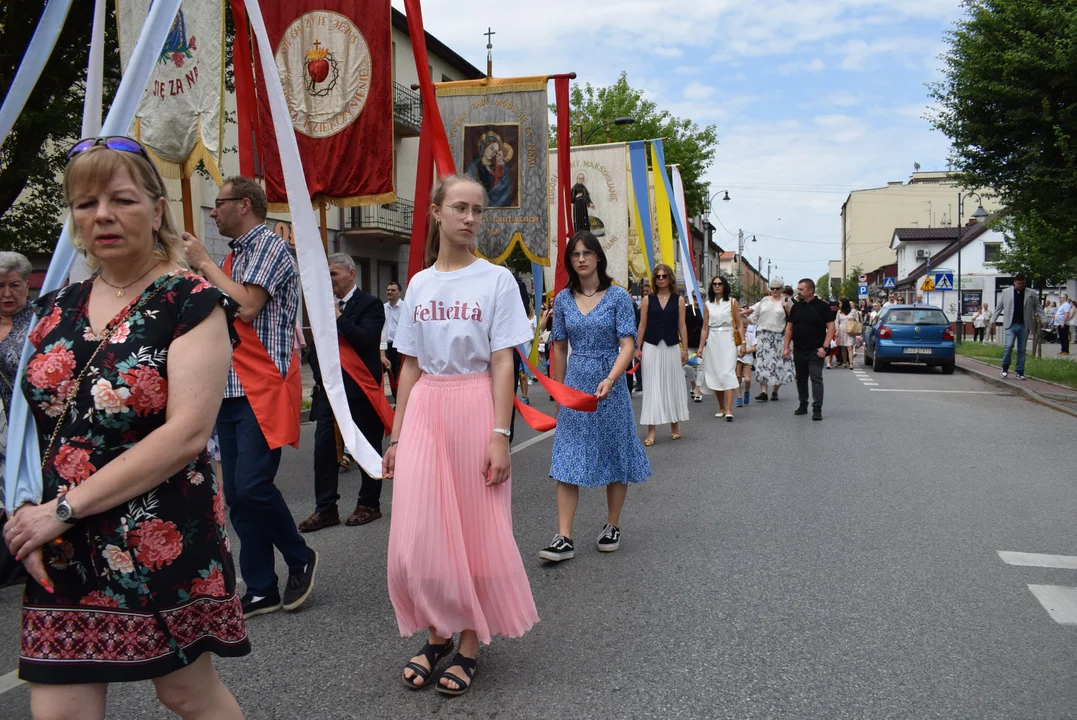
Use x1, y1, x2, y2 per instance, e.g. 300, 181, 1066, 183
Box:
955, 355, 1077, 418
973, 335, 1075, 361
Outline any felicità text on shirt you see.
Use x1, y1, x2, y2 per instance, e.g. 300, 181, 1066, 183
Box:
414, 300, 484, 323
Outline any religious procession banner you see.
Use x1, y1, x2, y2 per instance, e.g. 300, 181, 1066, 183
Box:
247, 0, 394, 208
117, 0, 226, 181
436, 77, 550, 264
546, 143, 630, 288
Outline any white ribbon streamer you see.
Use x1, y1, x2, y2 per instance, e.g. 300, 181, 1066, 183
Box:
242, 0, 384, 478
0, 0, 75, 145
5, 0, 185, 513
671, 166, 704, 310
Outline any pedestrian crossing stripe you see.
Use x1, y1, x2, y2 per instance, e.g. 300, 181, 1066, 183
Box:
920, 276, 935, 291
934, 275, 953, 290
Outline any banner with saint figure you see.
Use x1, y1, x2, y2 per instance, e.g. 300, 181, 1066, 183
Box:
436, 77, 550, 264
117, 0, 226, 181
546, 143, 630, 288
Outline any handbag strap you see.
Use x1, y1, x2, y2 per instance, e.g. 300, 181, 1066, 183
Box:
40, 278, 172, 469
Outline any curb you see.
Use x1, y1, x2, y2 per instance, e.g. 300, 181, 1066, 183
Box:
955, 358, 1077, 419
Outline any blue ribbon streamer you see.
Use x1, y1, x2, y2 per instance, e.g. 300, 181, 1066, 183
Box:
627, 140, 655, 277
5, 0, 185, 513
651, 139, 704, 310
0, 0, 75, 145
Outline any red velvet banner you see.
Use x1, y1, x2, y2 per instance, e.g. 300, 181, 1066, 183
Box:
249, 1, 395, 206
229, 1, 257, 179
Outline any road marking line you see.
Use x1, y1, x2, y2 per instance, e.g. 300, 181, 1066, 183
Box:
998, 551, 1077, 569
511, 430, 555, 455
868, 389, 1004, 394
863, 382, 879, 386
0, 670, 24, 695
1027, 585, 1077, 624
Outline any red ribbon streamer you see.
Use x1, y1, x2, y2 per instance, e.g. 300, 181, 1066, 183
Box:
554, 76, 572, 299
229, 1, 257, 178
407, 116, 434, 282
402, 0, 456, 177
625, 362, 639, 376
513, 396, 556, 432
337, 340, 394, 436
517, 349, 598, 413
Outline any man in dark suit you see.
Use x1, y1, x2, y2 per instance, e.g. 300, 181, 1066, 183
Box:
299, 254, 386, 531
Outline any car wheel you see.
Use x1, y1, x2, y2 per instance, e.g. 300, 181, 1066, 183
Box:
942, 361, 955, 375
863, 352, 872, 368
873, 352, 887, 372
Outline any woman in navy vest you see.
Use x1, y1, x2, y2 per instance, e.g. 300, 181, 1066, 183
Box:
634, 263, 690, 446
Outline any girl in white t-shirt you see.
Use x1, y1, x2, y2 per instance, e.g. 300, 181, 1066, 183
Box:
384, 175, 538, 696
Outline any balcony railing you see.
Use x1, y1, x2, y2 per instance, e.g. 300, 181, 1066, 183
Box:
393, 81, 421, 134
346, 198, 415, 238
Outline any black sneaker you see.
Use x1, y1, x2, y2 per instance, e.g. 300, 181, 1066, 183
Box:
242, 593, 282, 619
539, 535, 575, 562
755, 392, 769, 403
282, 548, 318, 611
770, 391, 779, 401
794, 404, 809, 416
597, 524, 621, 553
1015, 373, 1026, 381
812, 408, 822, 421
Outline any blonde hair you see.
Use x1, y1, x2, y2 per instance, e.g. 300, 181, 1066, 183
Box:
424, 174, 487, 267
64, 145, 184, 270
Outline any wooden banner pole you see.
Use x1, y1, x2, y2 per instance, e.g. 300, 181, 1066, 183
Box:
180, 177, 195, 234
319, 202, 329, 255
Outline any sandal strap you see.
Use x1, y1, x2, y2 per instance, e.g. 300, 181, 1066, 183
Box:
447, 652, 477, 677
419, 638, 454, 666
404, 662, 431, 682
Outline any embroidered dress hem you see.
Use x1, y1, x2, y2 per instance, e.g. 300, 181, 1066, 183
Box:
640, 341, 690, 425
387, 373, 538, 645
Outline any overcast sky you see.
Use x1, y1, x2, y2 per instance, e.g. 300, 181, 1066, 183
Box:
394, 0, 965, 282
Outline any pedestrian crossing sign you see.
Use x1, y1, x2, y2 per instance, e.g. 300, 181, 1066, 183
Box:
883, 277, 896, 289
934, 273, 954, 290
920, 276, 935, 291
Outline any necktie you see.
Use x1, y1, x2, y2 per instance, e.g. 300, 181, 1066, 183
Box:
338, 298, 346, 312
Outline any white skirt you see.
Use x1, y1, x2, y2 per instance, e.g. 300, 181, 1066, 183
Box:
640, 341, 690, 425
703, 327, 739, 391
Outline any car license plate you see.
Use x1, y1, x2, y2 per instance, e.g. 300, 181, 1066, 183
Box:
904, 348, 932, 354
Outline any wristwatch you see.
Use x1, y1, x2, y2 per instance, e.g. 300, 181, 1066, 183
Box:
55, 493, 75, 523
492, 428, 512, 438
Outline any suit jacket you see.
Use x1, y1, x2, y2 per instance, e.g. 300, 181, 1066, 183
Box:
990, 286, 1048, 329
309, 287, 385, 414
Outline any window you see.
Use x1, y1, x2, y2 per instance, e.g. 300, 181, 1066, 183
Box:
883, 308, 949, 326
984, 243, 1003, 264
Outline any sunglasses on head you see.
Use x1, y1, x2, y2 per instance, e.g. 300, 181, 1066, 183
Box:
67, 136, 151, 162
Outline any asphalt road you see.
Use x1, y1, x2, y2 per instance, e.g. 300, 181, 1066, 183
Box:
2, 360, 1076, 719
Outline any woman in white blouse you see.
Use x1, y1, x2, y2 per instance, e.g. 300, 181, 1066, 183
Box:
698, 276, 745, 421
746, 279, 795, 402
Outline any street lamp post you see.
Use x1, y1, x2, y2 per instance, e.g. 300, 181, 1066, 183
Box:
956, 191, 988, 341
577, 116, 635, 145
701, 190, 731, 283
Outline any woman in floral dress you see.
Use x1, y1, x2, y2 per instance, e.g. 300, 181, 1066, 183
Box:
3, 137, 247, 719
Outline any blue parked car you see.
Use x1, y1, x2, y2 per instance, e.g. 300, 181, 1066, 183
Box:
862, 305, 955, 374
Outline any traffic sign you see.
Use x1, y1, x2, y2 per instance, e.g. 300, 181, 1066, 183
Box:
920, 276, 935, 291
858, 274, 867, 283
882, 277, 896, 289
933, 272, 954, 290
858, 285, 869, 297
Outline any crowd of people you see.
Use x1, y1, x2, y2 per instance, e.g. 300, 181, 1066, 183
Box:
0, 135, 853, 717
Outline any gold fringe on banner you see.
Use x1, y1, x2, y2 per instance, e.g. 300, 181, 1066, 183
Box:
267, 190, 399, 215
480, 231, 551, 267
135, 118, 224, 184
435, 76, 550, 97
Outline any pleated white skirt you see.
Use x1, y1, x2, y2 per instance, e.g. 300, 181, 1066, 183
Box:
640, 341, 690, 425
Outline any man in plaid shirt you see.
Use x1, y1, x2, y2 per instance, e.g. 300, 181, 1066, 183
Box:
183, 177, 317, 619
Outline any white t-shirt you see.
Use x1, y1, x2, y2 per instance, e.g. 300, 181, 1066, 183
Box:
393, 259, 532, 375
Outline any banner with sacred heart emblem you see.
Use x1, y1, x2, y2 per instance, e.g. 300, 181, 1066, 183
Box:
117, 0, 226, 181
545, 143, 631, 288
436, 77, 551, 264
248, 1, 394, 208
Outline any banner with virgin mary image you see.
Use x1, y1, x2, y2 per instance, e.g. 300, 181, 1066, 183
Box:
436, 77, 550, 264
546, 143, 630, 288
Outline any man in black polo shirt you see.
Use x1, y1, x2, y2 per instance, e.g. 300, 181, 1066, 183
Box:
783, 278, 836, 420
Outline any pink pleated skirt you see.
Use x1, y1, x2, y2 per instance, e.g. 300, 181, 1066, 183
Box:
387, 372, 538, 645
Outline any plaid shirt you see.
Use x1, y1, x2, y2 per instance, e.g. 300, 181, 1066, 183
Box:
223, 224, 299, 398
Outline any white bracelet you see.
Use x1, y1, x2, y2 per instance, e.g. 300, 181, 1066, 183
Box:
492, 428, 512, 438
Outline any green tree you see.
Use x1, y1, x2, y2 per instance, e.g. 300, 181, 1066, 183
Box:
817, 273, 830, 297
550, 72, 719, 216
929, 0, 1077, 265
0, 3, 121, 254
840, 265, 863, 301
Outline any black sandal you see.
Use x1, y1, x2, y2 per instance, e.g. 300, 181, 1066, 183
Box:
402, 637, 455, 690
435, 652, 477, 697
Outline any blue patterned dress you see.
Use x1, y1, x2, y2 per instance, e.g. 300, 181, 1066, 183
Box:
549, 287, 651, 487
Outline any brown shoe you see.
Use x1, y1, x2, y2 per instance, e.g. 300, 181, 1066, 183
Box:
346, 505, 382, 526
298, 508, 340, 533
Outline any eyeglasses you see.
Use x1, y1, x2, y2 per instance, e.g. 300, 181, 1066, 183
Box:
712, 281, 724, 287
446, 203, 485, 220
214, 197, 245, 209
654, 273, 670, 279
68, 136, 151, 162
570, 250, 596, 260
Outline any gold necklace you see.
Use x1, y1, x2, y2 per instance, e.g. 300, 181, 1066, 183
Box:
97, 260, 161, 298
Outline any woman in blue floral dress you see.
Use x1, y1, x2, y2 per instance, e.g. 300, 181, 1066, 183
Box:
540, 232, 650, 563
3, 138, 247, 717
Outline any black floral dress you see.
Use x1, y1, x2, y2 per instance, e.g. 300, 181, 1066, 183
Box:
18, 271, 250, 684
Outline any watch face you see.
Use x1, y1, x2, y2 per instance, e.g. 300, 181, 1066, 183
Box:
56, 502, 71, 522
